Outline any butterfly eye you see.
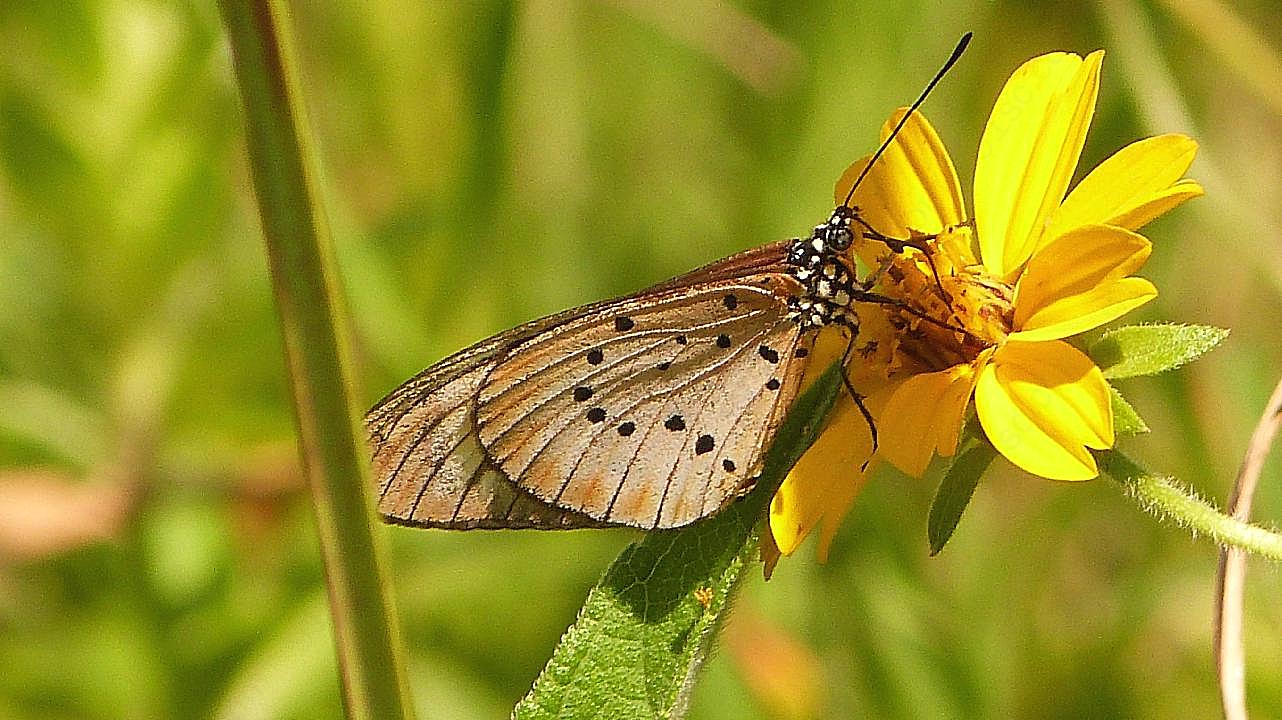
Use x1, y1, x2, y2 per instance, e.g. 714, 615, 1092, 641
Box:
824, 207, 855, 251
827, 227, 853, 251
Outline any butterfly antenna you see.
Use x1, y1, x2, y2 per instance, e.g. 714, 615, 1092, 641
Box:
842, 32, 973, 209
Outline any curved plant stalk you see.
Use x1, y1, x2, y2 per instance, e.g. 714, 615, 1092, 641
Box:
1215, 376, 1282, 720
217, 2, 415, 718
1102, 452, 1282, 561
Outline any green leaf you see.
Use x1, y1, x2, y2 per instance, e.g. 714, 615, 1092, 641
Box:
513, 363, 845, 720
1109, 384, 1149, 436
928, 441, 996, 555
1090, 324, 1229, 379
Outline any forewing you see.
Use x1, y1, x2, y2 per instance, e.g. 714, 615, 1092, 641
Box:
477, 275, 810, 529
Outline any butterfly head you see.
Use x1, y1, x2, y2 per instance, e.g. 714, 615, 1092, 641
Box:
820, 205, 857, 251
786, 206, 859, 266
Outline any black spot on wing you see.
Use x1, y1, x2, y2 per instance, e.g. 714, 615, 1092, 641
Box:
695, 434, 714, 455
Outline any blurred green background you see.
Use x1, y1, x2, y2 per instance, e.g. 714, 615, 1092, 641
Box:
3, 1, 1281, 718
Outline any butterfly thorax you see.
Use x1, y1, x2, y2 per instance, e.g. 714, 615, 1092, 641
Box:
784, 206, 862, 330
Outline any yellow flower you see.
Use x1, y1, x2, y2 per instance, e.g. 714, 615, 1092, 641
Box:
768, 50, 1202, 562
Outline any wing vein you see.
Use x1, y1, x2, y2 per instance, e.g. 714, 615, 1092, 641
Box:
598, 321, 780, 525
648, 323, 787, 527
481, 306, 771, 448
409, 428, 477, 520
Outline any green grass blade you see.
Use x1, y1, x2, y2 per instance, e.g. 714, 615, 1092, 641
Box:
217, 3, 414, 718
513, 363, 844, 720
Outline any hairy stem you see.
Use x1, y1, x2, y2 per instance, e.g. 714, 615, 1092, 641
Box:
1101, 451, 1282, 561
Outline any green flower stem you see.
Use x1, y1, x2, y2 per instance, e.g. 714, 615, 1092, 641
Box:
217, 3, 414, 719
1102, 451, 1282, 561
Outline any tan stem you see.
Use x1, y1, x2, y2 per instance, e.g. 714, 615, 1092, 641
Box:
1214, 375, 1282, 720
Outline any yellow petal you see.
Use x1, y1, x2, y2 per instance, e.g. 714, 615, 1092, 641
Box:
1012, 277, 1156, 343
773, 315, 897, 558
1110, 179, 1204, 230
1047, 134, 1202, 236
769, 395, 873, 557
814, 463, 866, 563
847, 306, 903, 381
1013, 225, 1156, 340
975, 51, 1103, 279
974, 341, 1113, 480
878, 363, 978, 477
833, 110, 966, 239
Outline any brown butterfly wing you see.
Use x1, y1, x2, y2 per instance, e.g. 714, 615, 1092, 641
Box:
367, 241, 801, 530
369, 313, 613, 529
476, 273, 810, 529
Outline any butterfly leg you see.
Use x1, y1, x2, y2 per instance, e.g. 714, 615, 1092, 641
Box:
854, 289, 975, 340
832, 322, 879, 465
857, 252, 897, 292
853, 216, 946, 295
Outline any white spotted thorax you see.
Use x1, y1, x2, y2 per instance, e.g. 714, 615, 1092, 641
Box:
785, 206, 860, 331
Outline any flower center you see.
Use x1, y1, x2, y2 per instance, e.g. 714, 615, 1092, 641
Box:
864, 226, 1013, 372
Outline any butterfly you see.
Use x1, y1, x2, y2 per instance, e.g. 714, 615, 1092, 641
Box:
366, 35, 972, 533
